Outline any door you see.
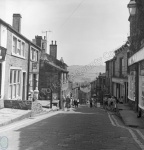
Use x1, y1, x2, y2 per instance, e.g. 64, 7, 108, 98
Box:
0, 64, 1, 98
22, 72, 26, 100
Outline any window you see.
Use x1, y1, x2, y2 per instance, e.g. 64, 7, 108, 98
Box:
17, 40, 21, 55
21, 42, 25, 57
120, 58, 125, 76
13, 37, 17, 54
31, 47, 38, 61
12, 35, 25, 58
9, 69, 21, 99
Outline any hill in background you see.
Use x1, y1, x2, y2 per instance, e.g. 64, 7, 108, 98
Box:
68, 65, 105, 83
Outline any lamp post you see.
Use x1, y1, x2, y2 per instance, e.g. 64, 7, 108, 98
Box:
127, 0, 137, 16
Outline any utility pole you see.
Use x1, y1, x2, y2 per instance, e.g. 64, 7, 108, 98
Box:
42, 30, 52, 53
42, 30, 52, 41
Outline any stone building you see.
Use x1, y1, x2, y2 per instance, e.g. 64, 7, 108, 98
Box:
96, 73, 106, 104
127, 0, 144, 115
0, 14, 41, 108
90, 79, 96, 97
34, 36, 68, 108
112, 43, 129, 103
105, 59, 113, 95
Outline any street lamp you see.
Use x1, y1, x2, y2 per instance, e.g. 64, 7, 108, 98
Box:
127, 0, 137, 16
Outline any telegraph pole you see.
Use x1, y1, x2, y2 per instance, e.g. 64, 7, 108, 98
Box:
42, 30, 52, 53
42, 30, 51, 40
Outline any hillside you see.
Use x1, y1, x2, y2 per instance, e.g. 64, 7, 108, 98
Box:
68, 65, 105, 82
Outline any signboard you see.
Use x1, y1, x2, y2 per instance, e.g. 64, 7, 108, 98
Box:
0, 46, 7, 62
32, 62, 38, 69
128, 72, 135, 101
52, 93, 58, 100
128, 46, 144, 66
139, 76, 144, 109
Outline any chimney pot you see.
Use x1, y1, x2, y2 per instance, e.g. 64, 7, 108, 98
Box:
50, 40, 57, 59
12, 14, 22, 33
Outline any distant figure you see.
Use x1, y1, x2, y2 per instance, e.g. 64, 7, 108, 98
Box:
119, 96, 123, 104
90, 98, 93, 108
74, 99, 77, 108
77, 99, 79, 107
66, 96, 70, 111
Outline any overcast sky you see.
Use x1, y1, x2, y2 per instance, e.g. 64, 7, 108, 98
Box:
0, 0, 130, 66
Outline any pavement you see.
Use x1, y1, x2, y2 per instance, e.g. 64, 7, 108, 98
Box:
0, 100, 59, 127
117, 103, 144, 128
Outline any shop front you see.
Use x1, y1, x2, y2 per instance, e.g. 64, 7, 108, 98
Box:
112, 77, 128, 103
139, 60, 144, 110
128, 46, 144, 112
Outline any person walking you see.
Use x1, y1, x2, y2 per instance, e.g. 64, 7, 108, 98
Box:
77, 99, 79, 107
74, 99, 77, 108
90, 98, 93, 108
66, 96, 70, 111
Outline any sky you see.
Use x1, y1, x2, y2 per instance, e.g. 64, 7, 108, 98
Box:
0, 0, 130, 66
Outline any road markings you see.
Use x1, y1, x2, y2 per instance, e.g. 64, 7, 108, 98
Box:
108, 112, 116, 126
128, 129, 144, 150
107, 112, 144, 150
136, 129, 144, 141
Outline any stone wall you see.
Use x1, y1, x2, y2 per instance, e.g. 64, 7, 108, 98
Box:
4, 100, 32, 110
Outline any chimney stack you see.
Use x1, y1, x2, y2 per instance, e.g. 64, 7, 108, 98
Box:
50, 40, 57, 59
12, 14, 22, 33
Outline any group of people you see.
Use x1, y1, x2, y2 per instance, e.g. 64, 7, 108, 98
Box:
88, 97, 98, 108
63, 96, 80, 111
103, 95, 117, 111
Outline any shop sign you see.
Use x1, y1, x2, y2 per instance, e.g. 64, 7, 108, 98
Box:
112, 78, 126, 85
128, 46, 144, 66
61, 82, 68, 91
32, 62, 38, 69
0, 46, 7, 61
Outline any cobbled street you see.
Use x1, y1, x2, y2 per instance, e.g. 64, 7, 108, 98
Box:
0, 105, 142, 150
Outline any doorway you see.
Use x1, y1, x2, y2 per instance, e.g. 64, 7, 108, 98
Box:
22, 72, 26, 100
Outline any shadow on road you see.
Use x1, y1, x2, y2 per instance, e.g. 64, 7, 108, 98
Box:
15, 105, 107, 150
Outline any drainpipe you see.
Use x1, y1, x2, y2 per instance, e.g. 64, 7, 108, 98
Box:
27, 43, 31, 100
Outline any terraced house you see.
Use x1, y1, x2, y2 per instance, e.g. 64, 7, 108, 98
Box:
0, 14, 41, 108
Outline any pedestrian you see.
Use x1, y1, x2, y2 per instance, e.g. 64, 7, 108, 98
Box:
90, 98, 93, 108
119, 96, 123, 104
74, 99, 77, 108
77, 99, 79, 107
66, 96, 70, 111
70, 97, 73, 107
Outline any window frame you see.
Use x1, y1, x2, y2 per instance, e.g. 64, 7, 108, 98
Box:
30, 46, 39, 62
12, 34, 25, 59
9, 68, 22, 100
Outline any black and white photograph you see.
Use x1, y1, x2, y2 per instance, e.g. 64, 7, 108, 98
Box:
1, 0, 144, 149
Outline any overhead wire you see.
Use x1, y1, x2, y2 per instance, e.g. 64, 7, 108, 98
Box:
57, 0, 86, 31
